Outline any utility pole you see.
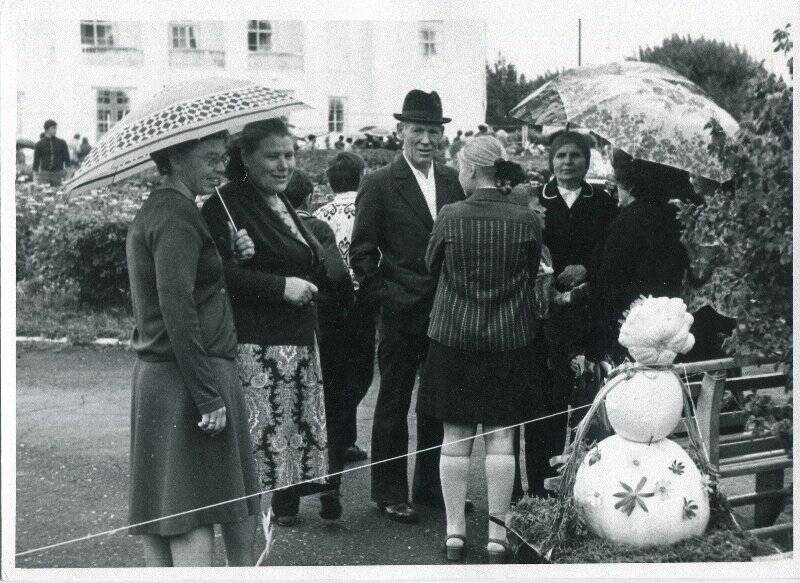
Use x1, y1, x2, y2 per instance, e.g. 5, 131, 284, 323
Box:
578, 18, 582, 66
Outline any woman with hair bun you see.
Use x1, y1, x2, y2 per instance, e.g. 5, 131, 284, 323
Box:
201, 119, 331, 529
421, 135, 542, 563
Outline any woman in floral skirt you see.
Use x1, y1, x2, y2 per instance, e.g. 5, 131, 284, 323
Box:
202, 119, 331, 527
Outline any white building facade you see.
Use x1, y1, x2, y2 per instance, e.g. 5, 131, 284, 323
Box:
15, 19, 487, 143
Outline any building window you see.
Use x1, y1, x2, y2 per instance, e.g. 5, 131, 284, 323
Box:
419, 27, 437, 57
81, 20, 115, 49
328, 97, 344, 133
97, 89, 130, 138
248, 20, 272, 52
171, 24, 197, 49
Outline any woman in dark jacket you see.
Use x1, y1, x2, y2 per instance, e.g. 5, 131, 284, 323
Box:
587, 149, 690, 364
522, 131, 617, 497
126, 131, 259, 566
422, 136, 541, 563
201, 119, 330, 528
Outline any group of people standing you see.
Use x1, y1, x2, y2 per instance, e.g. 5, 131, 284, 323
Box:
125, 86, 710, 566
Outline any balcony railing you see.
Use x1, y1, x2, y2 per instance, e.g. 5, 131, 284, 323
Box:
247, 51, 304, 70
169, 48, 226, 68
81, 45, 143, 67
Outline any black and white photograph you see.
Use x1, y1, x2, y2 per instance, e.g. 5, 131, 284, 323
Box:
1, 1, 796, 581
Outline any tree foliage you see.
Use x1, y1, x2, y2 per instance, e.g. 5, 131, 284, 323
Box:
638, 34, 767, 120
485, 55, 558, 127
677, 24, 792, 378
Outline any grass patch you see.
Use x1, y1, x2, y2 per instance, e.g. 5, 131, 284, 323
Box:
509, 496, 781, 563
16, 281, 132, 343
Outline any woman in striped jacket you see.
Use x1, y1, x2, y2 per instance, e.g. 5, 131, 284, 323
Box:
420, 135, 542, 563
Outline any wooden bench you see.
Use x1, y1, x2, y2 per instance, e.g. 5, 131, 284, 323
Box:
677, 357, 792, 548
546, 356, 792, 548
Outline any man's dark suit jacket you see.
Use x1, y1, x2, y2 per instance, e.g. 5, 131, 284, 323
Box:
350, 155, 465, 335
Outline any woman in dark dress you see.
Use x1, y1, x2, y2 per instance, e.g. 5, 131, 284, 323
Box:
422, 136, 541, 563
126, 132, 259, 566
201, 119, 330, 528
587, 149, 690, 364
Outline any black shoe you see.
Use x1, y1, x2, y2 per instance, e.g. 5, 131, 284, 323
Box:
375, 501, 419, 524
320, 491, 343, 522
275, 514, 298, 527
343, 445, 369, 463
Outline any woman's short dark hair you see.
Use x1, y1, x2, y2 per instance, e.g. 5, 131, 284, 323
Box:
611, 148, 692, 200
284, 170, 315, 209
225, 118, 293, 182
150, 130, 229, 176
326, 152, 365, 193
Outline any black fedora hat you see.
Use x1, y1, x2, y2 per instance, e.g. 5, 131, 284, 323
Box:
393, 89, 451, 124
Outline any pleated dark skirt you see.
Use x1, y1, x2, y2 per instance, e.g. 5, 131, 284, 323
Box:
128, 357, 260, 536
419, 339, 538, 426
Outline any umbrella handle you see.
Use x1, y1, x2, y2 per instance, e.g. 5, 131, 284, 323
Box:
215, 187, 238, 233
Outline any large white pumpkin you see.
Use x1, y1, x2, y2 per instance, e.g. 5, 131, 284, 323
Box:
573, 435, 710, 547
605, 370, 685, 442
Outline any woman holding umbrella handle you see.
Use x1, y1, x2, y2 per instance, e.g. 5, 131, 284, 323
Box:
126, 131, 260, 566
202, 118, 330, 530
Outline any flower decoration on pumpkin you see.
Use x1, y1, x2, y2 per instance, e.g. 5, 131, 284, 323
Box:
618, 296, 695, 365
653, 479, 673, 500
682, 497, 699, 520
613, 476, 655, 516
669, 460, 686, 475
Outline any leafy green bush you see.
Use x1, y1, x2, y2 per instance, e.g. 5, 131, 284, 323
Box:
677, 25, 792, 376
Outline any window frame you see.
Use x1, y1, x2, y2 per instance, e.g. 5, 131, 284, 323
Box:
171, 23, 197, 49
328, 97, 345, 133
247, 20, 272, 52
418, 21, 441, 57
81, 20, 115, 48
96, 89, 130, 139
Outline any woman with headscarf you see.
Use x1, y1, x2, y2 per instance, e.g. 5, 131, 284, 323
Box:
421, 135, 541, 563
587, 149, 690, 364
126, 131, 260, 566
201, 119, 330, 529
524, 130, 617, 497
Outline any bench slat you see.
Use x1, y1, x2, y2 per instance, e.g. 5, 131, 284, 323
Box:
721, 449, 789, 466
719, 436, 782, 458
726, 372, 787, 392
719, 457, 791, 478
727, 487, 792, 507
748, 522, 793, 540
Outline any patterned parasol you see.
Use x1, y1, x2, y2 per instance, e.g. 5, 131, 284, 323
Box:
65, 77, 308, 194
509, 62, 739, 182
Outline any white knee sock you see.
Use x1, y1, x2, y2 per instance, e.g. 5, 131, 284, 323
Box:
485, 453, 515, 542
439, 453, 471, 539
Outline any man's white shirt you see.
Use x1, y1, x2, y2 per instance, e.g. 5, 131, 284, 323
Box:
403, 152, 437, 221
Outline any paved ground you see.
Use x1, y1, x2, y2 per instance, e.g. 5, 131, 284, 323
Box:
15, 345, 499, 568
15, 345, 792, 568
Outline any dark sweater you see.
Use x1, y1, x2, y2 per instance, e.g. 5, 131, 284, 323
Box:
33, 136, 71, 172
126, 188, 237, 415
201, 180, 325, 346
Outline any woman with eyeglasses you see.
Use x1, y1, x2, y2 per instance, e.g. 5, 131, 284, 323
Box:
201, 119, 331, 530
126, 131, 260, 566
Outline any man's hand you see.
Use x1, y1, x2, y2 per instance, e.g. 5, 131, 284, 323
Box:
557, 264, 588, 289
228, 222, 255, 262
283, 277, 318, 307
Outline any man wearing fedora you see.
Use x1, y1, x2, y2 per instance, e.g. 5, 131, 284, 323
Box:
350, 90, 465, 523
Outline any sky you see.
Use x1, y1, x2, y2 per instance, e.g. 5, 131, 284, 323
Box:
483, 0, 795, 79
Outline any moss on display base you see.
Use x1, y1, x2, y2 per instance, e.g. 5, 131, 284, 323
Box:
508, 496, 780, 563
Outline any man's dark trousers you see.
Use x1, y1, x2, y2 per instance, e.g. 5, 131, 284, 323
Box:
370, 321, 442, 505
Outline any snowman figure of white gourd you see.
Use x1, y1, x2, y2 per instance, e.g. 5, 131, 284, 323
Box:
573, 297, 711, 547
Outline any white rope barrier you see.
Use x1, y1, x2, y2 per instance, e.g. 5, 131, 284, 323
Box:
15, 403, 591, 558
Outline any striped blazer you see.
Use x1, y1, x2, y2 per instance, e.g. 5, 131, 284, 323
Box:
425, 188, 542, 352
